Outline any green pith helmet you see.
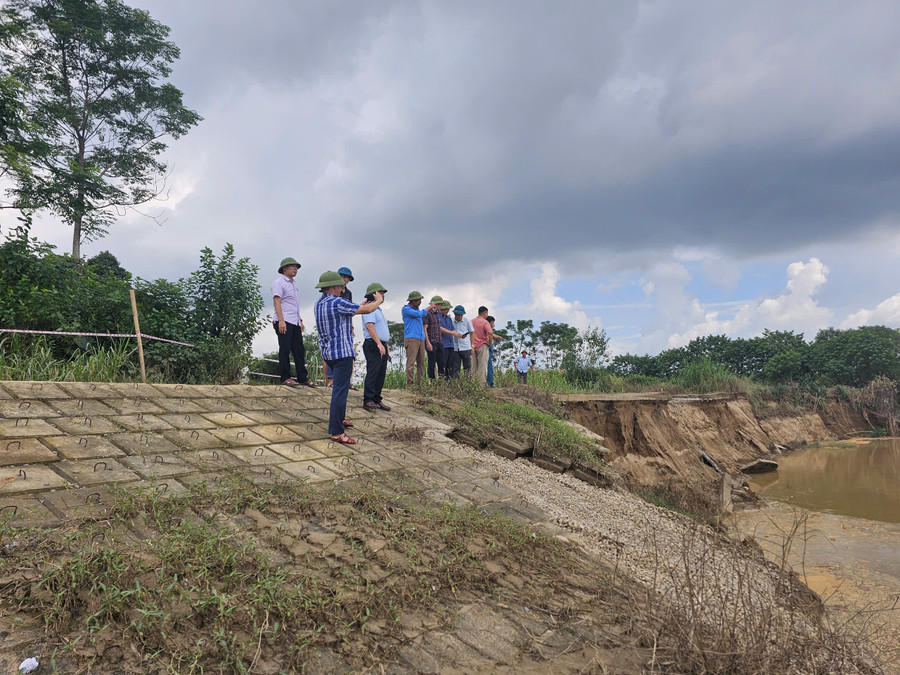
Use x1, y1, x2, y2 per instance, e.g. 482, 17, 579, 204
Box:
430, 295, 443, 304
315, 270, 346, 289
407, 290, 423, 302
441, 300, 451, 310
366, 282, 387, 295
278, 257, 300, 274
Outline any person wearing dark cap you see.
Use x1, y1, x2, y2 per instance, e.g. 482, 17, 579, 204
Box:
515, 350, 534, 384
438, 300, 456, 378
361, 282, 392, 411
272, 257, 315, 388
449, 305, 474, 379
314, 271, 384, 444
338, 266, 354, 301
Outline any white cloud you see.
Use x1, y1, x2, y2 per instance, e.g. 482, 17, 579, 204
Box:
841, 292, 900, 328
527, 263, 593, 329
630, 257, 833, 352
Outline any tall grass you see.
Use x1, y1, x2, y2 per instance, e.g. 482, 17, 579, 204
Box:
0, 337, 136, 382
673, 357, 746, 394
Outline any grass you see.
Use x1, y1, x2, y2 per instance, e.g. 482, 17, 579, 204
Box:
413, 377, 608, 471
1, 473, 878, 674
0, 474, 576, 672
0, 336, 136, 382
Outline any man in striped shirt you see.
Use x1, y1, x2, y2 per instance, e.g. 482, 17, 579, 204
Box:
314, 271, 384, 445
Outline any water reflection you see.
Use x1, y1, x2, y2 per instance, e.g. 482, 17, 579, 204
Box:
748, 438, 900, 523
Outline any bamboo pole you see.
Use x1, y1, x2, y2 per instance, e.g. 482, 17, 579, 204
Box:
129, 289, 147, 383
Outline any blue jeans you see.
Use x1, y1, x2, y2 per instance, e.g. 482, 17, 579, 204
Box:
326, 357, 353, 435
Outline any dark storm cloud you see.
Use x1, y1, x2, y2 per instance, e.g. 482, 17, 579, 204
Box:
70, 0, 900, 292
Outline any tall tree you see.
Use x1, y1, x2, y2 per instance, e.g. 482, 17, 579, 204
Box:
0, 0, 201, 258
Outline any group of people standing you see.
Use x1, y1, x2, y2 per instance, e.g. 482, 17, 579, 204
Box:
271, 257, 530, 444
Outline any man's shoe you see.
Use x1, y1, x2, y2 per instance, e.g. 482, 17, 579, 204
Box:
376, 402, 392, 411
363, 401, 378, 411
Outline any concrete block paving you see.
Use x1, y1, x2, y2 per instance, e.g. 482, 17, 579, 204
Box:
0, 381, 550, 530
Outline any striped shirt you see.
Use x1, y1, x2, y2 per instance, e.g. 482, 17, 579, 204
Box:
314, 293, 359, 361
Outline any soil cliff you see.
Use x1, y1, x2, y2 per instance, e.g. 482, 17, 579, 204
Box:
560, 393, 843, 488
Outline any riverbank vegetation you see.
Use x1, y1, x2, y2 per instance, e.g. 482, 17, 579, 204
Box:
0, 225, 263, 383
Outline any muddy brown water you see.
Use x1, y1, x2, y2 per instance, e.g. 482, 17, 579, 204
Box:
747, 438, 900, 524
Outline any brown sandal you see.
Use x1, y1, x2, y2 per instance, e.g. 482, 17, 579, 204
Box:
342, 420, 354, 428
300, 379, 317, 388
330, 433, 356, 445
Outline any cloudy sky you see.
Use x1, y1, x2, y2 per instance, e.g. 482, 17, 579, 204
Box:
5, 0, 900, 356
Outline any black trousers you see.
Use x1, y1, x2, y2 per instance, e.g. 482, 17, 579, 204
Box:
274, 321, 309, 383
427, 345, 445, 379
447, 349, 471, 379
437, 345, 450, 378
363, 339, 388, 404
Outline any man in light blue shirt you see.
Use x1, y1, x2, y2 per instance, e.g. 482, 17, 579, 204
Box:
361, 282, 392, 411
515, 350, 534, 384
449, 305, 474, 379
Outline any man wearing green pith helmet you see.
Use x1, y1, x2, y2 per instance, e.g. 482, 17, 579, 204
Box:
271, 257, 316, 388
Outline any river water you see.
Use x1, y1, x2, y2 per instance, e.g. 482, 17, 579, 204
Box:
747, 438, 900, 524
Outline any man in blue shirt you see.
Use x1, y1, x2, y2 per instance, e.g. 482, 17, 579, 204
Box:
361, 282, 391, 411
402, 291, 438, 386
515, 350, 534, 384
314, 271, 384, 444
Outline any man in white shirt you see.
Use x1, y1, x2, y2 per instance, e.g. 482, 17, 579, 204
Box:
272, 257, 315, 387
449, 305, 474, 379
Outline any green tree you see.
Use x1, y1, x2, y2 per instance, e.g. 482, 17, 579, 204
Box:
0, 0, 202, 258
810, 326, 900, 386
536, 321, 578, 369
497, 319, 535, 369
86, 250, 130, 281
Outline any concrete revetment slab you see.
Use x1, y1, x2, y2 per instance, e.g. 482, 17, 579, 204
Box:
108, 414, 174, 432
43, 435, 125, 459
251, 424, 305, 443
151, 398, 208, 413
266, 442, 327, 462
278, 461, 342, 484
58, 382, 121, 399
50, 399, 118, 416
0, 438, 58, 465
54, 458, 140, 486
120, 454, 195, 479
0, 418, 60, 438
202, 412, 258, 427
0, 400, 60, 418
50, 416, 120, 435
157, 413, 217, 430
162, 429, 228, 450
210, 427, 270, 447
101, 397, 165, 415
0, 495, 58, 527
2, 381, 70, 399
225, 445, 291, 466
107, 432, 182, 456
0, 464, 69, 492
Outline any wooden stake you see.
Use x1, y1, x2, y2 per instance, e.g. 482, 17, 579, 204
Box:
129, 289, 147, 383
